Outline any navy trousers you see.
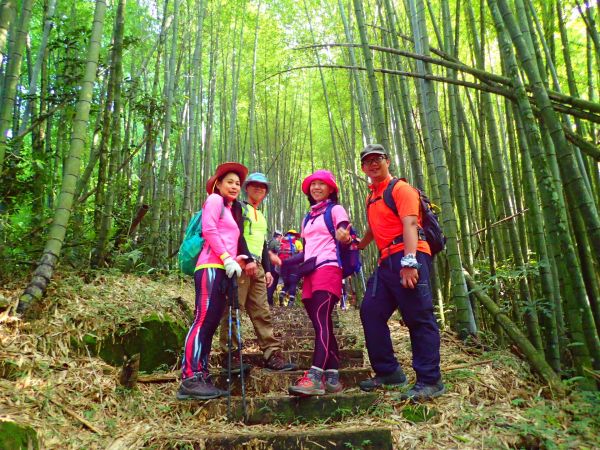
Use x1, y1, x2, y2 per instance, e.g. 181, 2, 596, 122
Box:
360, 251, 441, 384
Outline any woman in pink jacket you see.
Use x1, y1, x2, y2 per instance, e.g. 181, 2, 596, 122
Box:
289, 170, 352, 396
177, 162, 253, 400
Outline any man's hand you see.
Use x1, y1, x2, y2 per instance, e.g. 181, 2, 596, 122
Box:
244, 261, 258, 278
335, 224, 352, 244
269, 251, 282, 267
400, 267, 419, 289
265, 272, 274, 287
357, 227, 373, 250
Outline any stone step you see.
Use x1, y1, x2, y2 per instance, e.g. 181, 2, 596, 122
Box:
194, 427, 393, 449
213, 367, 371, 395
212, 349, 364, 369
271, 309, 340, 321
273, 318, 340, 330
198, 392, 378, 424
247, 334, 358, 350
273, 326, 342, 337
139, 367, 372, 395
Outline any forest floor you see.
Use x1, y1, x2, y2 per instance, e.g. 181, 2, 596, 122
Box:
1, 269, 599, 449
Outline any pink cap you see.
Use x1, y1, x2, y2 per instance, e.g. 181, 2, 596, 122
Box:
302, 169, 339, 195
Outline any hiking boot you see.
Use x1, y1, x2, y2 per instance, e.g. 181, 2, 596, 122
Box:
358, 368, 407, 392
265, 350, 298, 371
220, 352, 252, 375
288, 367, 325, 396
278, 293, 286, 307
325, 369, 343, 394
400, 380, 445, 401
287, 298, 295, 308
176, 373, 228, 400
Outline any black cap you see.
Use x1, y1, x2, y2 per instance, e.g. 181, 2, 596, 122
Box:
360, 144, 388, 161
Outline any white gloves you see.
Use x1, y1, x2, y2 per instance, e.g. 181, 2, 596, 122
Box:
223, 257, 242, 278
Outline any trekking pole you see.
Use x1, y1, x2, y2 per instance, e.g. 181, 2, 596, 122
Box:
227, 284, 234, 421
230, 276, 247, 422
359, 267, 367, 293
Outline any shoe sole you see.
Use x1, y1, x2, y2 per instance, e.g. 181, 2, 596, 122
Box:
176, 392, 226, 401
219, 367, 251, 375
265, 365, 298, 372
400, 386, 446, 402
288, 387, 325, 397
325, 385, 344, 394
359, 380, 407, 392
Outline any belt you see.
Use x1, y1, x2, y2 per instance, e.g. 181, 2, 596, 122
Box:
388, 228, 427, 246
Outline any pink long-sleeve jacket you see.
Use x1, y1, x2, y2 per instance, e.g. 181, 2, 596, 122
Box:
195, 193, 240, 270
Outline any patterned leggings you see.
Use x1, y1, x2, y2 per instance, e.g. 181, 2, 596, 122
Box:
302, 290, 340, 370
181, 268, 228, 379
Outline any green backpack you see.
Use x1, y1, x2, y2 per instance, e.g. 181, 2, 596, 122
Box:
178, 204, 224, 275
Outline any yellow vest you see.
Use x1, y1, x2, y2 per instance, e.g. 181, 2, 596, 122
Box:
243, 203, 268, 260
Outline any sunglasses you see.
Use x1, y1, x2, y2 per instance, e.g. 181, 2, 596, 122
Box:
361, 155, 387, 166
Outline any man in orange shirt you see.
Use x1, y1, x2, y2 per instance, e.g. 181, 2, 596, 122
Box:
356, 144, 444, 401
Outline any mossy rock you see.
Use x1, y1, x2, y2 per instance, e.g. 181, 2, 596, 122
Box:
77, 313, 187, 373
0, 421, 39, 450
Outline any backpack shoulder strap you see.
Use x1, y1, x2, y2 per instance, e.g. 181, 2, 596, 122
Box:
302, 211, 311, 231
323, 203, 336, 239
383, 178, 400, 216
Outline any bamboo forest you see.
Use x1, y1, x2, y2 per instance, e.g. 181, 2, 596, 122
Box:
1, 0, 599, 447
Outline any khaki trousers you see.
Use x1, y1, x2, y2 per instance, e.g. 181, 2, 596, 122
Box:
219, 262, 281, 361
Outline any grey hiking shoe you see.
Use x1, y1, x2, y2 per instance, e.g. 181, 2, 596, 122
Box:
400, 380, 445, 401
359, 368, 407, 392
289, 367, 325, 396
265, 350, 298, 371
176, 373, 228, 400
325, 370, 343, 394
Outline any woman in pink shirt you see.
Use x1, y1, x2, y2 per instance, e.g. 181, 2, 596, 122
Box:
289, 169, 352, 396
177, 162, 253, 400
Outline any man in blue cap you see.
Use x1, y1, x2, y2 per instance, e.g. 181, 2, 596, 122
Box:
218, 172, 297, 372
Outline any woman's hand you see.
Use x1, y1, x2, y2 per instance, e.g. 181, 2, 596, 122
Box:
223, 257, 242, 278
335, 224, 352, 245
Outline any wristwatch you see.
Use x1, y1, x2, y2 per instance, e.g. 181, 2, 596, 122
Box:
401, 253, 421, 269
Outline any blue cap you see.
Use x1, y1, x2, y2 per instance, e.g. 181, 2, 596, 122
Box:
243, 172, 270, 192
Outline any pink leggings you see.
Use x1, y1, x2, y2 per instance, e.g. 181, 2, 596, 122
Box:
302, 290, 340, 370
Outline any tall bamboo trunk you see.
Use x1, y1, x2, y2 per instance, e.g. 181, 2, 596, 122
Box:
353, 0, 389, 148
91, 0, 127, 268
407, 0, 475, 337
149, 0, 180, 266
18, 0, 108, 317
0, 0, 33, 171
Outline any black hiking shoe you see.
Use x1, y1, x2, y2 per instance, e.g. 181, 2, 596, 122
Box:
265, 350, 298, 371
399, 380, 445, 401
359, 368, 407, 392
176, 373, 228, 400
220, 352, 252, 375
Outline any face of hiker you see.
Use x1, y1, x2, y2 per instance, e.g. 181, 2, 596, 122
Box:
310, 180, 331, 202
216, 172, 241, 200
246, 182, 268, 205
361, 154, 390, 182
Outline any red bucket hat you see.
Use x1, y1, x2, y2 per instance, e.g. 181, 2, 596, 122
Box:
301, 169, 339, 196
206, 162, 249, 195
